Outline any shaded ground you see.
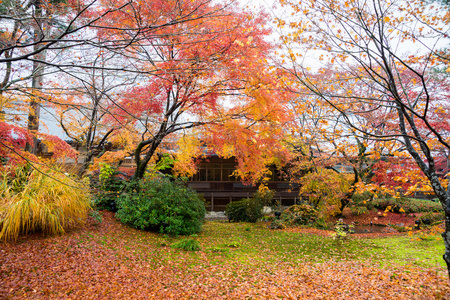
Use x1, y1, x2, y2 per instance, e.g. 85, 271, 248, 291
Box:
205, 211, 227, 221
1, 212, 449, 299
338, 208, 421, 227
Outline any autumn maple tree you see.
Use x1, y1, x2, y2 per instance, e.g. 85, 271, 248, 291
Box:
0, 0, 132, 157
277, 0, 450, 277
47, 48, 142, 175
87, 0, 289, 180
282, 87, 377, 213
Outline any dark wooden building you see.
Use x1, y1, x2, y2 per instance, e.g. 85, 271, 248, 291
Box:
187, 155, 300, 211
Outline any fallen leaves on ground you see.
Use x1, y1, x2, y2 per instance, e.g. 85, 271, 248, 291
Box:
336, 209, 420, 227
1, 212, 449, 299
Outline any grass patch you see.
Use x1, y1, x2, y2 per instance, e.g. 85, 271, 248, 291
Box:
366, 234, 445, 268
194, 221, 446, 269
197, 222, 367, 264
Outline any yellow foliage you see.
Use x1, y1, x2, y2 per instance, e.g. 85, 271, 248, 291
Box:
299, 168, 351, 216
110, 129, 138, 153
172, 135, 202, 177
0, 168, 91, 241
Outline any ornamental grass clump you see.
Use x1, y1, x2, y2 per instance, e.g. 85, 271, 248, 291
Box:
0, 166, 91, 241
171, 238, 201, 251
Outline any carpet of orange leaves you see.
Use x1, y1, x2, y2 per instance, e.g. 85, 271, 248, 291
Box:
1, 212, 449, 299
337, 208, 420, 227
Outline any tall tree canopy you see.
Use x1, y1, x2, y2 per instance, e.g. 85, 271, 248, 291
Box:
87, 0, 290, 180
277, 0, 450, 276
1, 0, 291, 180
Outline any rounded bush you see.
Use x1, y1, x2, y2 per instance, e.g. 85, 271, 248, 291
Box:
225, 197, 264, 223
225, 200, 248, 222
115, 177, 206, 235
280, 204, 318, 226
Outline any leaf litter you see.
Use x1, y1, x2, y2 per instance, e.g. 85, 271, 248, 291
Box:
0, 212, 449, 299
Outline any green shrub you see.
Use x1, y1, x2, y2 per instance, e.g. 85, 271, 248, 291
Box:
348, 191, 375, 214
253, 188, 276, 207
0, 166, 91, 241
418, 211, 444, 225
269, 218, 286, 229
92, 163, 126, 212
225, 188, 277, 223
350, 206, 369, 216
171, 238, 201, 251
115, 177, 206, 235
225, 197, 264, 222
313, 217, 330, 230
226, 240, 241, 248
262, 215, 274, 222
225, 200, 248, 222
331, 219, 354, 240
372, 197, 442, 214
280, 204, 318, 226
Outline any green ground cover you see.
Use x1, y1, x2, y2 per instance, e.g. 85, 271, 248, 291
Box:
75, 215, 445, 270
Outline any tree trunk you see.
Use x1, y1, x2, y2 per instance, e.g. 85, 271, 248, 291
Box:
134, 122, 167, 179
395, 107, 450, 278
432, 177, 450, 279
26, 0, 45, 155
134, 139, 162, 179
77, 129, 114, 176
443, 209, 450, 279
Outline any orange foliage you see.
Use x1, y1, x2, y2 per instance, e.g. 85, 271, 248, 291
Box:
0, 121, 77, 172
81, 0, 292, 180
